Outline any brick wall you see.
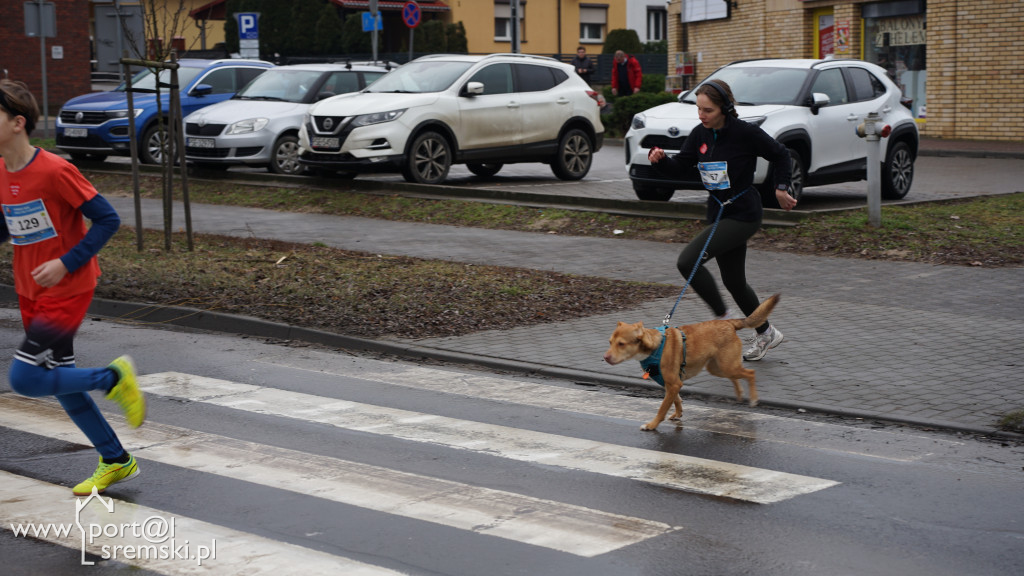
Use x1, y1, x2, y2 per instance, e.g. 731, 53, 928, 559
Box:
0, 0, 93, 134
667, 0, 1024, 142
926, 1, 1024, 141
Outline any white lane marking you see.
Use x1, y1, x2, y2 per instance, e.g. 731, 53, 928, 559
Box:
0, 395, 675, 558
0, 470, 405, 576
257, 359, 960, 462
140, 373, 840, 504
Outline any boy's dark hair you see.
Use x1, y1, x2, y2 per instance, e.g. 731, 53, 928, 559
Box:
0, 80, 40, 135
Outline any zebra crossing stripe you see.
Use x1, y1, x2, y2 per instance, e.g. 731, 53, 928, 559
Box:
0, 470, 406, 575
0, 395, 676, 558
139, 372, 840, 504
260, 361, 960, 462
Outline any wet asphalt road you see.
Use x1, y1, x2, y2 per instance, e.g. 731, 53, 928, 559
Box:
1, 314, 1021, 576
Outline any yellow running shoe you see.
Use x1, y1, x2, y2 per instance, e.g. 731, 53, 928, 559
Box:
106, 355, 145, 428
72, 455, 140, 496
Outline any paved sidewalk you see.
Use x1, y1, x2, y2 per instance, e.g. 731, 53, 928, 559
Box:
104, 195, 1023, 436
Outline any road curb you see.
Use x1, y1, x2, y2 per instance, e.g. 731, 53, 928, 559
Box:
3, 286, 1014, 441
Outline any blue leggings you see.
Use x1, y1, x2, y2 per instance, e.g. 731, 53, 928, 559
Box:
11, 293, 124, 460
10, 360, 122, 460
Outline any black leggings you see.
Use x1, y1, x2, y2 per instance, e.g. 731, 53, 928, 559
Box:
676, 217, 770, 333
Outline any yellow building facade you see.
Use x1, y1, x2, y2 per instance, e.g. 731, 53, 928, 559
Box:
445, 0, 629, 56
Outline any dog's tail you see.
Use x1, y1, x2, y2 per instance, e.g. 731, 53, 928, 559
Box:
730, 293, 780, 331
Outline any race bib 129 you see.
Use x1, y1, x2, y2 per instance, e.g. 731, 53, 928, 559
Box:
3, 199, 58, 245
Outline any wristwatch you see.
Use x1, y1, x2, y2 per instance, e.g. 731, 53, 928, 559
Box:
776, 184, 789, 192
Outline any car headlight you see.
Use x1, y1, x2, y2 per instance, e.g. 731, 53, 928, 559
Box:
351, 109, 405, 128
106, 109, 143, 119
226, 118, 269, 135
631, 113, 646, 130
742, 116, 767, 127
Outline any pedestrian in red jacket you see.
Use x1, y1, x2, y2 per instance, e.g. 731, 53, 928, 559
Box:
611, 50, 643, 96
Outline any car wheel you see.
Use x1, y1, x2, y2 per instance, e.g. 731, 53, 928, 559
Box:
269, 134, 304, 175
633, 184, 675, 202
466, 162, 503, 178
140, 123, 172, 165
402, 131, 451, 185
758, 147, 804, 208
551, 128, 593, 180
68, 152, 108, 162
882, 141, 914, 200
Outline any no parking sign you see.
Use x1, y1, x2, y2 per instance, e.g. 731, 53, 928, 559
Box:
402, 1, 421, 28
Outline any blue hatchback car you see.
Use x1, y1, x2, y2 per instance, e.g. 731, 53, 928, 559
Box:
56, 58, 272, 164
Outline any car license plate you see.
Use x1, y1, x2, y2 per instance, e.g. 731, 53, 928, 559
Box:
312, 137, 339, 149
187, 137, 216, 149
64, 128, 88, 138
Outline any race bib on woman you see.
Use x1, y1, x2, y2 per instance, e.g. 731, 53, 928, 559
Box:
3, 199, 58, 245
697, 161, 730, 190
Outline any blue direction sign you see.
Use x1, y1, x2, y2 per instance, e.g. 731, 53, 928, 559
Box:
402, 1, 422, 28
362, 11, 383, 32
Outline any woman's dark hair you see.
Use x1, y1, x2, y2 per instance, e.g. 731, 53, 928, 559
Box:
0, 79, 40, 135
695, 79, 739, 119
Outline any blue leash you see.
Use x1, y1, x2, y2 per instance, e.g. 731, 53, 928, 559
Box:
663, 187, 751, 326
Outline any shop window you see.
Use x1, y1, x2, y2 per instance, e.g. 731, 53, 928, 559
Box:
864, 12, 926, 119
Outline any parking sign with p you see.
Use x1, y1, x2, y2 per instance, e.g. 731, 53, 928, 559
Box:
237, 12, 260, 40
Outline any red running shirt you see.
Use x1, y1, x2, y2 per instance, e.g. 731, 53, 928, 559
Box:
0, 149, 101, 300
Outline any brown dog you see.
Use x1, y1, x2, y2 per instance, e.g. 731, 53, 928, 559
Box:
603, 294, 780, 431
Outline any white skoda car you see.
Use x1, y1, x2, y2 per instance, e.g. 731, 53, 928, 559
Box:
298, 53, 604, 184
183, 62, 392, 175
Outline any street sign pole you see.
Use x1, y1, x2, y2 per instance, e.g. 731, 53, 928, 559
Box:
402, 1, 421, 62
25, 0, 57, 138
370, 0, 378, 63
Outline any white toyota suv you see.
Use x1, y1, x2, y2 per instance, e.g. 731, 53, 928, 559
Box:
298, 53, 604, 184
625, 58, 918, 206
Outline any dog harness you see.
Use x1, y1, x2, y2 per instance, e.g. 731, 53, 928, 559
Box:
640, 326, 687, 387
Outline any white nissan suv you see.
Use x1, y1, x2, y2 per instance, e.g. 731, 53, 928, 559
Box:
625, 58, 918, 206
298, 53, 604, 184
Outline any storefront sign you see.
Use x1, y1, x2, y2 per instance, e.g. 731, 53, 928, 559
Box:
875, 15, 925, 47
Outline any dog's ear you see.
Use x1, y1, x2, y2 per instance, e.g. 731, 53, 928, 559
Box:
616, 321, 627, 328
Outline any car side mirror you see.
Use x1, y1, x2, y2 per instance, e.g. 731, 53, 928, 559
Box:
809, 92, 830, 115
462, 81, 484, 97
316, 92, 336, 102
190, 84, 213, 97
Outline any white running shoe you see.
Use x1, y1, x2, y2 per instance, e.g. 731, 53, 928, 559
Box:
743, 325, 784, 361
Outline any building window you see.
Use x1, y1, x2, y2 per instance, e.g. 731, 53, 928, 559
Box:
580, 6, 606, 42
495, 1, 526, 42
647, 8, 667, 42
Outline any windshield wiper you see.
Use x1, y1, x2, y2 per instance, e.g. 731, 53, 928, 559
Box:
237, 95, 288, 101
